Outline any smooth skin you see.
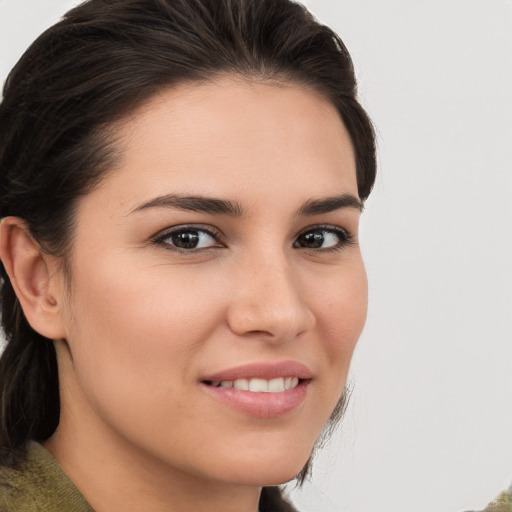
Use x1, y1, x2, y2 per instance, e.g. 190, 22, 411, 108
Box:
0, 77, 367, 512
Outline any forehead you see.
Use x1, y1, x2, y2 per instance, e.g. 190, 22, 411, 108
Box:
86, 78, 358, 214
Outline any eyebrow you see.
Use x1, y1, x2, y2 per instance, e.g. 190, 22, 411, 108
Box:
297, 194, 363, 216
131, 194, 244, 216
130, 192, 362, 217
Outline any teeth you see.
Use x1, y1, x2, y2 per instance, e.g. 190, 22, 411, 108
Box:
268, 377, 285, 392
285, 377, 299, 390
233, 379, 249, 390
210, 377, 300, 393
249, 378, 268, 392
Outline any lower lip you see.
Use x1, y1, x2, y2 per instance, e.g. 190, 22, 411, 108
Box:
201, 381, 309, 418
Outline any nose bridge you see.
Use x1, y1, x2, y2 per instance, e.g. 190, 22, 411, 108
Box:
227, 247, 315, 340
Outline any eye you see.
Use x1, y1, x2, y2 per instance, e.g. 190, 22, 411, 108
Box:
293, 226, 352, 251
154, 226, 222, 251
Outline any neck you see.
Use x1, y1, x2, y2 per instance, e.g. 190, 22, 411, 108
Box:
45, 427, 262, 512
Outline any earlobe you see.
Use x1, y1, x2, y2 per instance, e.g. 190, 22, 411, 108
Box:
0, 217, 66, 340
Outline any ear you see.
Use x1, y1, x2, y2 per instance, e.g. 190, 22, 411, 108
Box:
0, 217, 67, 340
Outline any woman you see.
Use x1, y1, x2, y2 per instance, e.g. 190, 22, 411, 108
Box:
0, 0, 376, 510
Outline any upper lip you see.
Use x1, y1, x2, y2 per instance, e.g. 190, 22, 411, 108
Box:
201, 360, 313, 382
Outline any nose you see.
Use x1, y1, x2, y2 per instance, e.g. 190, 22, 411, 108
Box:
226, 254, 315, 342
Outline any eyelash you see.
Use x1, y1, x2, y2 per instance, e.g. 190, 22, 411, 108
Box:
293, 225, 354, 252
152, 224, 354, 253
152, 225, 224, 253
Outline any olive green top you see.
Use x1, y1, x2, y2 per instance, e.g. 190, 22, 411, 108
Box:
0, 442, 93, 512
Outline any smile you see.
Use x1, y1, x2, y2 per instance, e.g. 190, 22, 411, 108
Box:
206, 377, 300, 393
200, 361, 312, 417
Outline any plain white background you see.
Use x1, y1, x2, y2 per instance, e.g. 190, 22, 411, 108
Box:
1, 1, 511, 511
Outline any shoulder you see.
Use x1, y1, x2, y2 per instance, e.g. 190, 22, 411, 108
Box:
0, 443, 42, 512
0, 442, 93, 512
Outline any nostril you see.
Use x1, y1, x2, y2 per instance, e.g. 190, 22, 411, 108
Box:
246, 329, 272, 336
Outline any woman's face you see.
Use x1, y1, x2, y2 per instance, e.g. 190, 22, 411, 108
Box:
51, 78, 367, 487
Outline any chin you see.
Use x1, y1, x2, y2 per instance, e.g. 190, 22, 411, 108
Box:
213, 448, 312, 487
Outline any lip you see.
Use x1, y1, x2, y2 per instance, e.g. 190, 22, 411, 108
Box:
200, 361, 312, 418
200, 360, 313, 382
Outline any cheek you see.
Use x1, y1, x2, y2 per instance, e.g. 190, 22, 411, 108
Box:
63, 258, 227, 399
316, 259, 368, 347
59, 259, 235, 458
311, 260, 367, 395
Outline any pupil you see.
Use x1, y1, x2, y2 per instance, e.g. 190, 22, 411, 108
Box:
172, 230, 199, 249
300, 231, 324, 248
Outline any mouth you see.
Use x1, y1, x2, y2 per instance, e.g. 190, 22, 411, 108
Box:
200, 362, 312, 418
202, 377, 301, 393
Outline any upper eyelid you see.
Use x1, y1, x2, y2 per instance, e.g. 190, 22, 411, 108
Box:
293, 225, 355, 249
152, 224, 223, 241
296, 224, 352, 236
151, 225, 225, 253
